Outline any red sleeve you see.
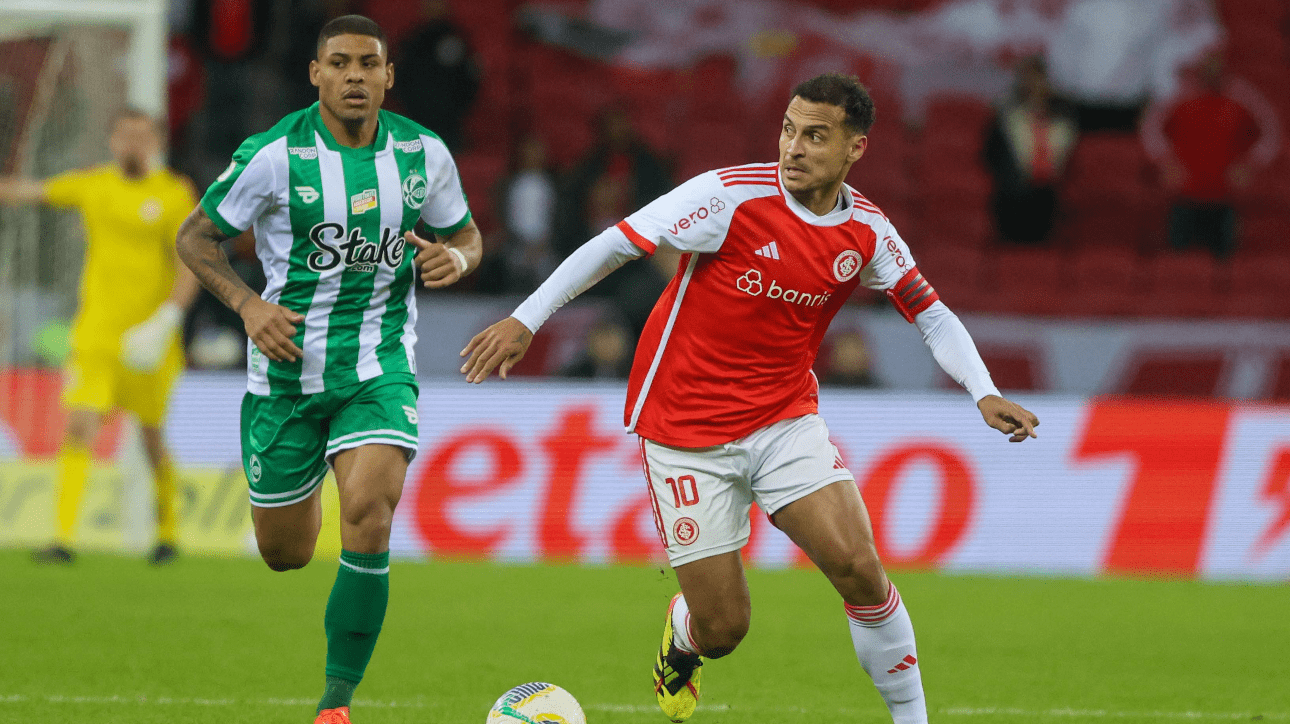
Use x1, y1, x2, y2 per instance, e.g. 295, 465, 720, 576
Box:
885, 267, 939, 323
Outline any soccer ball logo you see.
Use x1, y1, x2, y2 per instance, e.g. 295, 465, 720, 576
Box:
834, 249, 862, 282
736, 269, 763, 296
674, 517, 700, 546
487, 682, 585, 724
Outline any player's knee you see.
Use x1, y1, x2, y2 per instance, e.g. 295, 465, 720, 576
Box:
827, 552, 888, 605
693, 608, 750, 658
341, 495, 395, 539
258, 542, 314, 572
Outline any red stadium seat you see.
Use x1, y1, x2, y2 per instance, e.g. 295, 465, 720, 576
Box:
1063, 133, 1147, 188
1070, 245, 1139, 292
1228, 253, 1290, 296
919, 201, 993, 250
1238, 210, 1290, 255
453, 151, 508, 233
1270, 356, 1290, 400
924, 94, 994, 142
1137, 251, 1223, 316
915, 246, 985, 310
989, 248, 1064, 315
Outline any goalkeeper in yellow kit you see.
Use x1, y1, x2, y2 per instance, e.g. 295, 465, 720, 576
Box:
0, 109, 201, 564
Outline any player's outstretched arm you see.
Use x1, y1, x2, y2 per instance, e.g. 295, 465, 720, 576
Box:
459, 317, 533, 383
175, 206, 304, 363
977, 395, 1039, 443
0, 177, 45, 205
409, 219, 483, 289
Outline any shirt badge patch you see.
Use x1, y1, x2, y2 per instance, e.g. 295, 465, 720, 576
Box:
288, 146, 319, 160
138, 198, 162, 223
394, 139, 423, 153
834, 249, 862, 282
296, 186, 319, 204
402, 173, 427, 209
350, 188, 378, 215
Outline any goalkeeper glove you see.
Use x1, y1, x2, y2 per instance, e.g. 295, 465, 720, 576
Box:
121, 302, 183, 372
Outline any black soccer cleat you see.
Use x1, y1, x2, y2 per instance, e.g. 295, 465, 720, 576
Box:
31, 544, 75, 565
148, 542, 179, 566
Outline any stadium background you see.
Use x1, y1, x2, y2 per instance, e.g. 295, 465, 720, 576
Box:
2, 2, 1289, 722
2, 0, 1288, 576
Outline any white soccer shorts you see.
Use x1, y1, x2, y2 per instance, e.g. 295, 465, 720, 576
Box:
639, 413, 855, 566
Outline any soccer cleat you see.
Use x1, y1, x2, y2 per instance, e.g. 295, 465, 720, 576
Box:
314, 706, 351, 724
31, 544, 75, 565
148, 542, 178, 566
653, 593, 702, 722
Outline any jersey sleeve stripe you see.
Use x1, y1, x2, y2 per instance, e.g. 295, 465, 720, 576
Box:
200, 197, 244, 237
429, 209, 473, 236
717, 162, 777, 176
718, 173, 778, 180
616, 220, 657, 254
723, 180, 779, 188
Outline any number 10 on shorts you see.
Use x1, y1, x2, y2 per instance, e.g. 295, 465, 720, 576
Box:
666, 475, 700, 507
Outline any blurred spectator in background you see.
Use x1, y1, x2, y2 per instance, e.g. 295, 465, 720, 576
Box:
560, 317, 634, 380
984, 56, 1077, 245
820, 331, 880, 388
191, 0, 274, 161
1142, 51, 1281, 259
494, 134, 560, 293
183, 229, 264, 370
553, 104, 672, 260
282, 0, 356, 113
1046, 0, 1219, 132
393, 0, 481, 151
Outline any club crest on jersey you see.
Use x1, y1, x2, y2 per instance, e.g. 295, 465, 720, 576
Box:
674, 517, 699, 546
402, 173, 427, 209
350, 189, 379, 214
834, 249, 862, 282
296, 186, 319, 204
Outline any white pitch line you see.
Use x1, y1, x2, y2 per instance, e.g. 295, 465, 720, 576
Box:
1, 694, 1286, 720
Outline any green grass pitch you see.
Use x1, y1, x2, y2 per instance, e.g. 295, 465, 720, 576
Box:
2, 550, 1287, 724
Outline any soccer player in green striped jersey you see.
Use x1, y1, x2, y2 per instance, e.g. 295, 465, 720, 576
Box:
175, 15, 482, 724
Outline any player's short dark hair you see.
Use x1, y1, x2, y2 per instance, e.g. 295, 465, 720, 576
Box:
316, 14, 388, 59
791, 73, 876, 135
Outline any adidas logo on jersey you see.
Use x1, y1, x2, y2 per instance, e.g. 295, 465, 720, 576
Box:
754, 241, 781, 260
735, 269, 832, 307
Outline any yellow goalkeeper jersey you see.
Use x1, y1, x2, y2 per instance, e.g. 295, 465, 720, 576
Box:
42, 165, 196, 355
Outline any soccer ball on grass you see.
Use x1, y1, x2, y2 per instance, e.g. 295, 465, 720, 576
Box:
486, 682, 586, 723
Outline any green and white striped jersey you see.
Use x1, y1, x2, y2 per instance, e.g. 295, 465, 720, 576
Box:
200, 103, 471, 396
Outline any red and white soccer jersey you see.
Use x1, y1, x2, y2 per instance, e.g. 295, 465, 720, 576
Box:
619, 162, 939, 448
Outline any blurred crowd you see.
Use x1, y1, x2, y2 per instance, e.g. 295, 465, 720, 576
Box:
125, 0, 1290, 380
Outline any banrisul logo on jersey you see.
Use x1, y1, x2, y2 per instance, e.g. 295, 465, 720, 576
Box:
736, 268, 833, 307
306, 223, 406, 273
402, 173, 427, 210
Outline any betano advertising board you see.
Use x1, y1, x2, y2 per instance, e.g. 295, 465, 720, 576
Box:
2, 371, 1288, 580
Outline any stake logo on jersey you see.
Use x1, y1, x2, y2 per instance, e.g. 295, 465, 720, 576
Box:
307, 223, 405, 273
198, 103, 472, 396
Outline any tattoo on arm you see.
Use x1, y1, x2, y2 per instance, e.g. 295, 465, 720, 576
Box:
175, 207, 257, 314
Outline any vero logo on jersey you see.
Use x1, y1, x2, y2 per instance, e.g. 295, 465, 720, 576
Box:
296, 186, 319, 204
735, 269, 832, 307
351, 188, 378, 214
667, 197, 727, 236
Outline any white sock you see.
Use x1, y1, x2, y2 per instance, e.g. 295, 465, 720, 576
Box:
844, 583, 927, 724
670, 594, 700, 655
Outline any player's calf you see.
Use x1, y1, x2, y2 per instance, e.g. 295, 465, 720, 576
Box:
687, 603, 749, 659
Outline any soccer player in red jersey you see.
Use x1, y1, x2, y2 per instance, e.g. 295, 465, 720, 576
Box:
462, 73, 1039, 723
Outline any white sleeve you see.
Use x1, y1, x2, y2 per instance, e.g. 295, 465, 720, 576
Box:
419, 134, 472, 233
512, 226, 645, 333
859, 218, 941, 320
914, 301, 1000, 403
615, 171, 734, 255
201, 136, 285, 236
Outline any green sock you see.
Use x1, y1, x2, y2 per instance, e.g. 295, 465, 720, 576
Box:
318, 549, 390, 713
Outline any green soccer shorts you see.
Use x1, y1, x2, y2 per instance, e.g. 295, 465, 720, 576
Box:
239, 374, 419, 508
